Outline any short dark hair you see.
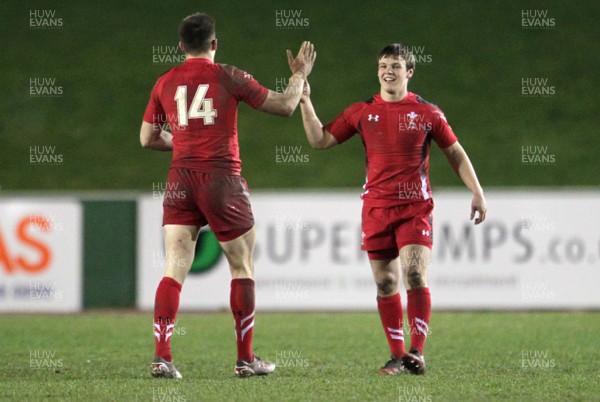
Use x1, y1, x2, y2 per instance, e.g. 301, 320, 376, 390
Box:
178, 13, 215, 54
377, 43, 415, 71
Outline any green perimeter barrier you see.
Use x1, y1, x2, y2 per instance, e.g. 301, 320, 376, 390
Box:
83, 200, 136, 308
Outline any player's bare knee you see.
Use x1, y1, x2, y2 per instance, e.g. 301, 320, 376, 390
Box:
230, 263, 253, 279
376, 275, 398, 295
225, 251, 253, 278
407, 270, 425, 288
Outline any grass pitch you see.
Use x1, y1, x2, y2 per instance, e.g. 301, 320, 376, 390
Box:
1, 311, 599, 401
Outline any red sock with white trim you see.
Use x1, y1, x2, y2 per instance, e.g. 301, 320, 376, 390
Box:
407, 287, 431, 355
153, 276, 182, 362
377, 292, 405, 357
231, 278, 255, 362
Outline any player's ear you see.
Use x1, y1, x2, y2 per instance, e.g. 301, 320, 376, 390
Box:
407, 68, 414, 79
178, 41, 185, 53
211, 38, 218, 51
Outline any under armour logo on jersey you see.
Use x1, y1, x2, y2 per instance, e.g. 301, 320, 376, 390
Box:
422, 230, 430, 236
368, 114, 379, 122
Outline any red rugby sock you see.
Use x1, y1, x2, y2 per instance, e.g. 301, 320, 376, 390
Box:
407, 287, 431, 355
153, 277, 182, 362
231, 278, 255, 362
377, 292, 405, 357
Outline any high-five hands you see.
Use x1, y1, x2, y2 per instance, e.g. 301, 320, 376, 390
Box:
286, 41, 316, 78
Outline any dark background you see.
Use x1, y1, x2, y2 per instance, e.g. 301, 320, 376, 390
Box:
1, 0, 598, 191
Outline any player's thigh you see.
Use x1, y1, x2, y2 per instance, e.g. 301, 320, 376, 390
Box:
394, 200, 434, 252
162, 168, 207, 227
198, 174, 255, 239
162, 224, 200, 280
369, 256, 401, 279
399, 244, 431, 272
361, 204, 397, 252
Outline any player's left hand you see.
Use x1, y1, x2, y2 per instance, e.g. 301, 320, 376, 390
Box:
286, 41, 316, 77
470, 193, 487, 225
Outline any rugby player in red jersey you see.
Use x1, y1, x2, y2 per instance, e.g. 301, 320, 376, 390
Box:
140, 13, 315, 378
297, 43, 486, 375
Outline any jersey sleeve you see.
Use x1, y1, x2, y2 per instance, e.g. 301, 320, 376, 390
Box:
429, 107, 458, 148
324, 103, 364, 144
220, 64, 269, 109
142, 81, 165, 124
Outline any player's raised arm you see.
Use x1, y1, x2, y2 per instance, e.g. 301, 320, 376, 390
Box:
441, 142, 487, 224
298, 80, 339, 150
257, 41, 316, 117
139, 121, 173, 151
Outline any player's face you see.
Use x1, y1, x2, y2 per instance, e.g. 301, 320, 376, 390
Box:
378, 56, 413, 93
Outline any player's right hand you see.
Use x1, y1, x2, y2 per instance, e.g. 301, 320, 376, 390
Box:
299, 80, 311, 103
286, 41, 316, 77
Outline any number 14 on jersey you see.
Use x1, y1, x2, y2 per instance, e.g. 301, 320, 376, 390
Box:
174, 84, 218, 126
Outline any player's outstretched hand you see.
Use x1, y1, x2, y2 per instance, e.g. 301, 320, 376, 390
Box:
470, 193, 487, 225
286, 41, 316, 77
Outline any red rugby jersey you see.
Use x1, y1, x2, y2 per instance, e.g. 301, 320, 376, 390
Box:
325, 92, 458, 206
143, 58, 269, 175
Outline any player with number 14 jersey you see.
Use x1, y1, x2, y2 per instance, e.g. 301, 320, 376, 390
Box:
144, 59, 268, 175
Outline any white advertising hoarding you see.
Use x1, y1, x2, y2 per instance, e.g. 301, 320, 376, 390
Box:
137, 191, 600, 311
431, 191, 598, 309
0, 199, 82, 312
